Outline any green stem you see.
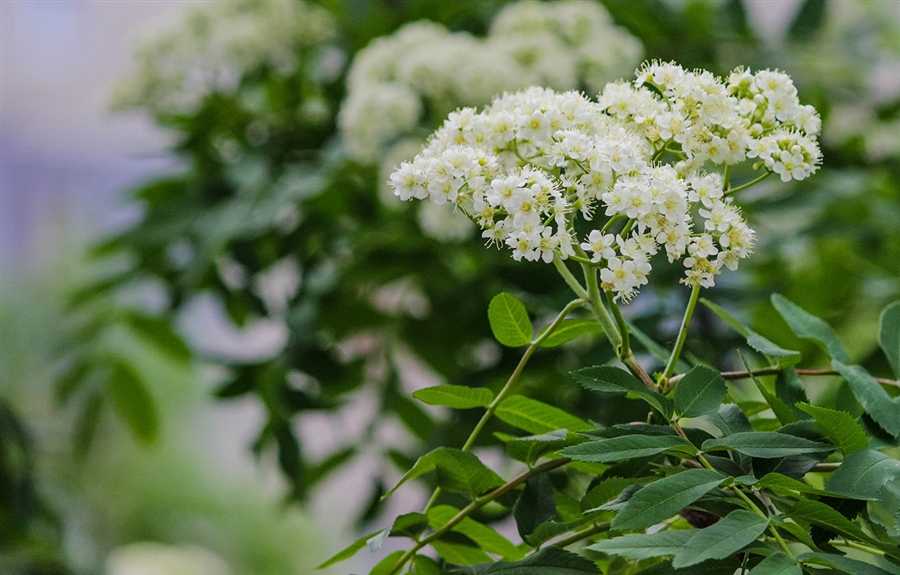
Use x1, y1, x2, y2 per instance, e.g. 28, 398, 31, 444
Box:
387, 458, 571, 575
606, 293, 631, 370
424, 298, 583, 512
833, 539, 885, 556
724, 170, 772, 197
582, 263, 622, 352
667, 367, 899, 389
663, 283, 701, 381
551, 521, 612, 549
601, 214, 626, 233
723, 165, 732, 190
553, 255, 588, 299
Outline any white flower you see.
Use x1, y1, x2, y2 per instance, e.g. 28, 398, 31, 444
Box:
581, 230, 616, 262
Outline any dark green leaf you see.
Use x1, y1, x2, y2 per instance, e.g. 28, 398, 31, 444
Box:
432, 533, 492, 565
879, 301, 900, 379
123, 312, 191, 362
500, 429, 572, 465
574, 366, 674, 419
488, 293, 532, 347
771, 294, 849, 363
672, 510, 769, 568
495, 395, 592, 435
413, 385, 494, 409
756, 473, 854, 499
776, 369, 811, 420
833, 361, 900, 437
316, 529, 386, 569
108, 362, 157, 444
561, 434, 696, 463
514, 474, 557, 540
799, 552, 894, 575
674, 366, 727, 418
749, 551, 802, 575
612, 469, 725, 531
787, 0, 826, 41
446, 548, 598, 574
538, 319, 602, 347
702, 432, 833, 459
788, 499, 878, 545
796, 403, 868, 456
587, 529, 694, 560
825, 450, 900, 501
706, 404, 753, 436
390, 512, 428, 539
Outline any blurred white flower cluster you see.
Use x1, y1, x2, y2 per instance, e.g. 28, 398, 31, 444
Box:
113, 0, 336, 114
339, 0, 642, 164
389, 63, 822, 301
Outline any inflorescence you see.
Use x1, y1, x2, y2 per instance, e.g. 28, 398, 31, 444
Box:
389, 62, 822, 302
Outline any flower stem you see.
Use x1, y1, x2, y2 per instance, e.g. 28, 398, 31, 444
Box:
724, 170, 772, 197
663, 283, 701, 381
554, 255, 588, 299
388, 458, 571, 575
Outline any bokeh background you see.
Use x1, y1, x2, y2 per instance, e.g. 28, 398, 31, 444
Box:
2, 1, 898, 574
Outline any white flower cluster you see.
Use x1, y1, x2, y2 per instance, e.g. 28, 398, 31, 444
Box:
113, 0, 336, 114
389, 63, 823, 301
339, 1, 642, 163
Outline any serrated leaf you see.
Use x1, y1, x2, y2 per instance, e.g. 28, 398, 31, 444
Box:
611, 469, 725, 531
413, 385, 494, 409
672, 510, 769, 568
788, 499, 878, 545
495, 395, 591, 435
383, 447, 504, 500
706, 404, 753, 435
488, 293, 533, 347
879, 301, 900, 379
445, 547, 598, 574
701, 298, 800, 365
108, 362, 157, 444
833, 360, 900, 437
825, 450, 900, 502
538, 319, 602, 347
799, 552, 894, 575
702, 432, 833, 459
796, 403, 868, 456
428, 505, 524, 560
574, 366, 674, 419
316, 529, 385, 569
561, 434, 697, 463
587, 529, 694, 560
674, 366, 728, 418
771, 294, 849, 363
749, 551, 802, 575
635, 558, 742, 575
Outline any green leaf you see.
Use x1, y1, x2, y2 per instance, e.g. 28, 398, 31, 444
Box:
446, 547, 598, 574
488, 293, 533, 347
775, 368, 811, 421
636, 558, 742, 575
672, 510, 769, 568
586, 530, 694, 560
538, 319, 602, 347
825, 450, 900, 502
123, 312, 191, 362
108, 362, 157, 444
756, 473, 855, 499
832, 361, 900, 437
702, 432, 833, 459
627, 320, 691, 373
316, 529, 385, 569
749, 552, 802, 575
500, 429, 572, 465
701, 298, 800, 365
411, 555, 442, 575
738, 350, 795, 426
390, 512, 428, 539
428, 505, 524, 560
706, 404, 753, 436
787, 0, 826, 40
371, 550, 405, 575
383, 448, 504, 500
514, 474, 557, 540
771, 294, 849, 363
788, 499, 878, 545
561, 435, 697, 464
495, 395, 592, 435
799, 552, 894, 575
432, 533, 492, 565
574, 366, 674, 419
74, 391, 104, 460
879, 301, 900, 379
796, 403, 868, 456
413, 385, 494, 409
612, 469, 725, 531
674, 366, 727, 418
